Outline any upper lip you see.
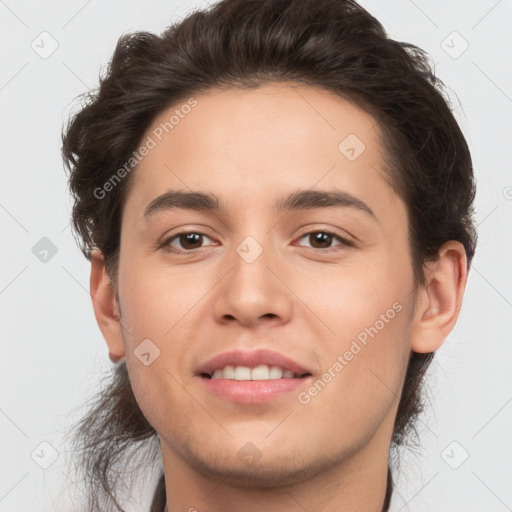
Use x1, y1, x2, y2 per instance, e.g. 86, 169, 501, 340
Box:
196, 349, 312, 377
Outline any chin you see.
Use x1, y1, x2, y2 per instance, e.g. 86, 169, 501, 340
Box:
178, 441, 345, 489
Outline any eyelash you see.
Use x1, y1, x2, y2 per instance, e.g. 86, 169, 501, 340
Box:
160, 229, 355, 254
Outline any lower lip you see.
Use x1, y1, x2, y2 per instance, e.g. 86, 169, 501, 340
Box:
200, 376, 311, 404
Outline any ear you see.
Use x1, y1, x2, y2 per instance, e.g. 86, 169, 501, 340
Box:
410, 241, 468, 353
90, 249, 125, 362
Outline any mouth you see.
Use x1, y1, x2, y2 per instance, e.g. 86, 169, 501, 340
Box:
196, 350, 313, 404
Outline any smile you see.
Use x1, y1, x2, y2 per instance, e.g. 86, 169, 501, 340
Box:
196, 349, 313, 404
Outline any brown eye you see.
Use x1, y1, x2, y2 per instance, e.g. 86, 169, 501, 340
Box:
296, 230, 353, 251
163, 232, 216, 252
309, 232, 334, 249
178, 233, 203, 250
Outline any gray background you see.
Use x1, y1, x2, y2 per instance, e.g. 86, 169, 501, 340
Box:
1, 0, 511, 510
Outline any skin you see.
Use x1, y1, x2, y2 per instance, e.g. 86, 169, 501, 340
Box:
90, 82, 468, 511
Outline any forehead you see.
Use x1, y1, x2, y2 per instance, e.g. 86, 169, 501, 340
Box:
124, 82, 399, 220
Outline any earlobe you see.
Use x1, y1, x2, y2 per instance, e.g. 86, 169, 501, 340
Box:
410, 241, 468, 354
90, 250, 125, 362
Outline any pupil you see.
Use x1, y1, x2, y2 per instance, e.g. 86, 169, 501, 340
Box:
182, 233, 202, 249
311, 232, 331, 248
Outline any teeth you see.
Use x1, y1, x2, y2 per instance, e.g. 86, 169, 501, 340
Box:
212, 369, 223, 379
209, 364, 299, 380
234, 366, 251, 380
269, 366, 283, 379
223, 365, 235, 379
251, 365, 270, 380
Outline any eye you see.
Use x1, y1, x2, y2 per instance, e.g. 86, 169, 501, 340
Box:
162, 231, 217, 252
295, 230, 354, 252
160, 229, 354, 254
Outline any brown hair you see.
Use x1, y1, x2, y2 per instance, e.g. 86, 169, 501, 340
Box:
62, 0, 477, 509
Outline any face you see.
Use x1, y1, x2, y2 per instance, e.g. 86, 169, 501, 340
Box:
115, 83, 417, 486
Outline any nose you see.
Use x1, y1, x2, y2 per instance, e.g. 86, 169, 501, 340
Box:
212, 238, 293, 328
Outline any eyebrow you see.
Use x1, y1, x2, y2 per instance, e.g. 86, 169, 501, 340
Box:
143, 189, 376, 219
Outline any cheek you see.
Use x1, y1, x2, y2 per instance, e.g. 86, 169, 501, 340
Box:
118, 266, 201, 427
117, 261, 203, 347
294, 301, 411, 453
125, 358, 197, 439
117, 262, 213, 417
297, 253, 411, 346
294, 257, 413, 420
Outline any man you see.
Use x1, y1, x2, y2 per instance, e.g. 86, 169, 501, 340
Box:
62, 0, 476, 510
